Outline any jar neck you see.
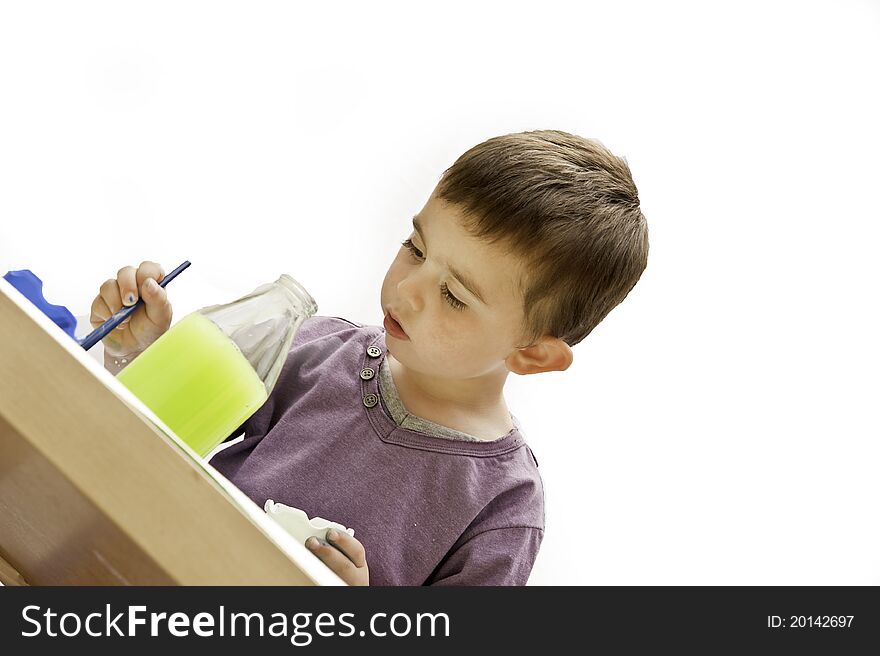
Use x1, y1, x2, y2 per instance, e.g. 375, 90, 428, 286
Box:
276, 274, 318, 317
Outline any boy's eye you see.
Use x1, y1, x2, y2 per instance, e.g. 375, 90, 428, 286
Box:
401, 239, 467, 311
401, 239, 423, 259
441, 282, 466, 311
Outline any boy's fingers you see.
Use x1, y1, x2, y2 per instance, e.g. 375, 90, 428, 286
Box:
116, 266, 139, 307
326, 530, 366, 568
136, 261, 165, 290
89, 295, 112, 328
140, 278, 172, 330
306, 538, 357, 575
99, 278, 124, 315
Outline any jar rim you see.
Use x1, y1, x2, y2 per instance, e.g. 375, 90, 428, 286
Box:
276, 274, 318, 316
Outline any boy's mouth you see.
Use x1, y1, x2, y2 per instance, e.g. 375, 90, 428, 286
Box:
383, 312, 410, 340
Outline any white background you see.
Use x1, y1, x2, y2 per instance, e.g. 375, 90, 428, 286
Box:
1, 0, 878, 585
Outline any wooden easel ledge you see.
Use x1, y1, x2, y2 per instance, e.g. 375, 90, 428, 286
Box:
0, 553, 28, 586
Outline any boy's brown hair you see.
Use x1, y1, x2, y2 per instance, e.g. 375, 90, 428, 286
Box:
436, 129, 649, 347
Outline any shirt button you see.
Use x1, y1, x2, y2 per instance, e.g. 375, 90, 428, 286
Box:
360, 367, 375, 380
363, 393, 379, 408
366, 346, 382, 358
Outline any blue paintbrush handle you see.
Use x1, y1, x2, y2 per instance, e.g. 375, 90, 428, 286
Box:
79, 261, 191, 351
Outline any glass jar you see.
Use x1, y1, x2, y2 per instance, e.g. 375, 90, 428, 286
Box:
117, 275, 317, 457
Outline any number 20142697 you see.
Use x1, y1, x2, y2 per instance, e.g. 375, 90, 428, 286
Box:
768, 616, 854, 629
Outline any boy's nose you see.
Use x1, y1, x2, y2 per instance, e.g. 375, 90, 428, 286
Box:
396, 276, 424, 313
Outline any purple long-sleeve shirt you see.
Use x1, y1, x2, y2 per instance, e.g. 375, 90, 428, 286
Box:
208, 316, 544, 585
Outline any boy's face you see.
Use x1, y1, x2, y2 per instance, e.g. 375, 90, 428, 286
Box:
380, 190, 530, 380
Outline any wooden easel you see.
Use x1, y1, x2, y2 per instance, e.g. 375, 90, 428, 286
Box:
0, 278, 342, 586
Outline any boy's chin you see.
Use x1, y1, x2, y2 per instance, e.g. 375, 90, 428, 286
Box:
383, 339, 404, 362
385, 344, 428, 373
386, 350, 482, 380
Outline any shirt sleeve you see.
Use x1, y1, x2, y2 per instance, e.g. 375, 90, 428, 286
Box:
426, 526, 544, 586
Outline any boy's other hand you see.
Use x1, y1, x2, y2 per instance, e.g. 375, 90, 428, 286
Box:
306, 530, 369, 586
90, 261, 173, 361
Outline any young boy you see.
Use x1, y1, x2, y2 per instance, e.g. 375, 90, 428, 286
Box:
91, 130, 649, 585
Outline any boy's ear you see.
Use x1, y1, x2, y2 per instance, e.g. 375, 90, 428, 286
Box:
505, 336, 573, 375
